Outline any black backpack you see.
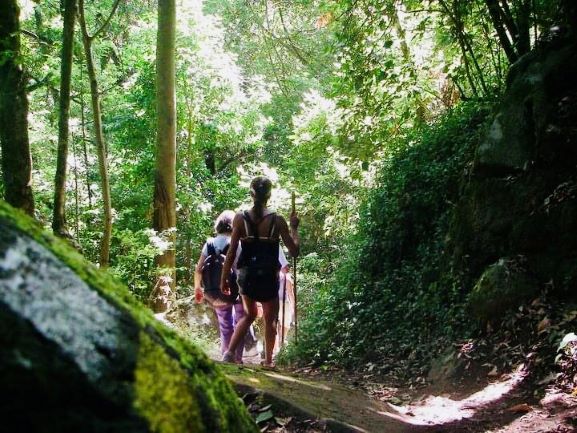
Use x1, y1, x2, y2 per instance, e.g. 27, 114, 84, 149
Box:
236, 212, 280, 299
201, 240, 238, 306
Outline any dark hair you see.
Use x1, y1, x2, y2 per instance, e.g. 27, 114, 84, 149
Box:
250, 176, 272, 201
214, 210, 235, 234
250, 176, 272, 218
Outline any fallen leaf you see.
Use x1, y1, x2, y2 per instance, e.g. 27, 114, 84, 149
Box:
488, 366, 499, 377
259, 404, 272, 412
275, 416, 292, 426
537, 317, 551, 333
507, 403, 532, 413
256, 410, 274, 424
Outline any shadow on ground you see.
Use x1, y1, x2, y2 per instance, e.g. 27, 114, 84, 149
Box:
222, 364, 577, 433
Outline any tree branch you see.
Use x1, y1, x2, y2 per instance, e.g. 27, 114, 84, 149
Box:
90, 0, 122, 41
20, 29, 53, 45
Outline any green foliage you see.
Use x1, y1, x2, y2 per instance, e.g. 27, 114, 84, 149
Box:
286, 102, 491, 371
4, 0, 567, 374
109, 229, 158, 303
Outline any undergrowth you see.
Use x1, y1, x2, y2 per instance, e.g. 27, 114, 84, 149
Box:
284, 102, 492, 376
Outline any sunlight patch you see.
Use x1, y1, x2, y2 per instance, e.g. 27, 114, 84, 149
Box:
375, 368, 526, 426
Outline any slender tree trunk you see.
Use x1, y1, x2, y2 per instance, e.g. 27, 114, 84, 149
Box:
442, 0, 478, 96
516, 0, 531, 56
53, 0, 77, 237
80, 71, 93, 210
484, 0, 518, 63
79, 0, 112, 267
0, 0, 35, 215
72, 135, 80, 245
150, 0, 177, 312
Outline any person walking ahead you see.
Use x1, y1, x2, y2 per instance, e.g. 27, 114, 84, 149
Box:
194, 210, 245, 363
221, 176, 300, 367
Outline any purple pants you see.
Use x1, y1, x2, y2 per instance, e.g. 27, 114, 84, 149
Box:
214, 302, 245, 362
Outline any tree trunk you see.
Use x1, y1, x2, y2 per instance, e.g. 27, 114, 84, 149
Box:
0, 0, 35, 215
53, 0, 77, 237
151, 0, 177, 313
484, 0, 518, 63
79, 0, 112, 267
515, 0, 531, 56
72, 135, 80, 245
80, 72, 93, 210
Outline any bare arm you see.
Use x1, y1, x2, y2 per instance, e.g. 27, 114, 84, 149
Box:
220, 213, 243, 294
278, 212, 300, 258
194, 252, 206, 303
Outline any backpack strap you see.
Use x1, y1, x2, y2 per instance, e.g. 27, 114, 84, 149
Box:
206, 239, 216, 256
243, 211, 260, 240
221, 243, 230, 255
243, 211, 278, 240
267, 213, 277, 238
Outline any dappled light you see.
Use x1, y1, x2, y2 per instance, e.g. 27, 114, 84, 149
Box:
375, 368, 527, 426
264, 371, 332, 391
1, 0, 577, 431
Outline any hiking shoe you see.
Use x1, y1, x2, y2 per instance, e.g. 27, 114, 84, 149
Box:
260, 360, 276, 370
222, 351, 235, 363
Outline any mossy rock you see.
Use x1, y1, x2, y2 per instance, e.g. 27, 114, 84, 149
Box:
0, 200, 258, 433
476, 38, 577, 174
467, 258, 539, 323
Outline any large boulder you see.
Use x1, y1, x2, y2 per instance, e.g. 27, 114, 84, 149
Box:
449, 34, 577, 295
0, 201, 258, 433
467, 258, 539, 323
476, 39, 577, 173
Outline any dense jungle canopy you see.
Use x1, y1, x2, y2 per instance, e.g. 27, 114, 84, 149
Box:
1, 0, 577, 393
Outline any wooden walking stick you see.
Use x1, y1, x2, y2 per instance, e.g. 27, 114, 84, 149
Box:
292, 192, 298, 343
281, 271, 287, 347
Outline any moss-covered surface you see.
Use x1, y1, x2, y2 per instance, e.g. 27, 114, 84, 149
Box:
222, 364, 410, 433
0, 200, 258, 433
467, 259, 539, 323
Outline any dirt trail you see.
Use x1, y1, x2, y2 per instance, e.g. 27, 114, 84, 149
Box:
221, 363, 577, 433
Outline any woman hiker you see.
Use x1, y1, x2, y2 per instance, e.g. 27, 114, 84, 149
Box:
194, 210, 246, 364
220, 176, 300, 367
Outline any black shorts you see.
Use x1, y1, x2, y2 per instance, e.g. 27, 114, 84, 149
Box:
237, 268, 279, 302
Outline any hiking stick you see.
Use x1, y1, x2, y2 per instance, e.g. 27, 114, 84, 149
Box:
281, 271, 286, 347
292, 192, 298, 344
293, 255, 298, 343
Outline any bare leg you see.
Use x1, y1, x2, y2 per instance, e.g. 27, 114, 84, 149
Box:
261, 297, 279, 365
224, 296, 257, 360
232, 302, 246, 363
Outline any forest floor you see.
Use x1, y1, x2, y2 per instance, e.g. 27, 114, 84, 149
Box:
215, 295, 577, 433
167, 296, 577, 432
222, 361, 577, 433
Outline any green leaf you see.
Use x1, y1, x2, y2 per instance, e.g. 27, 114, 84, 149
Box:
255, 410, 274, 424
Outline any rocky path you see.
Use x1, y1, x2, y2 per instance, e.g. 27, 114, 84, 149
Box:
221, 363, 577, 433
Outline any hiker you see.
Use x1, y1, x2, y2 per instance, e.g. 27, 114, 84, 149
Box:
275, 265, 295, 355
250, 250, 290, 359
220, 176, 300, 367
194, 210, 245, 364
